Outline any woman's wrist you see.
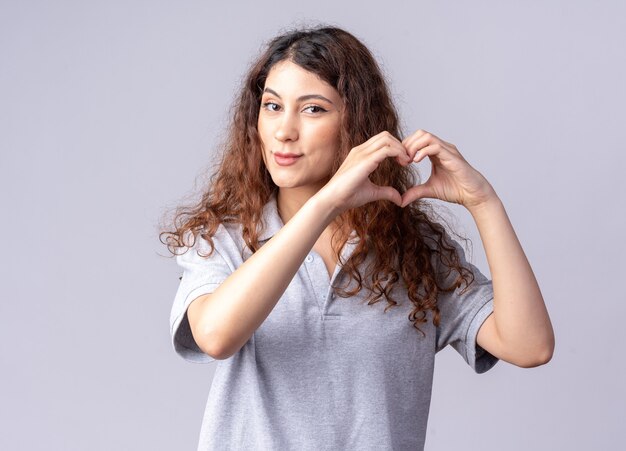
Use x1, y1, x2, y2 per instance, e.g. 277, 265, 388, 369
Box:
312, 187, 344, 220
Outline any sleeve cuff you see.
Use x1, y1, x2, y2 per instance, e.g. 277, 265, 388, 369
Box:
170, 282, 224, 364
464, 296, 499, 374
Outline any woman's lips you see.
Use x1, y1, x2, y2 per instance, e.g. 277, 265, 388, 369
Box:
273, 153, 302, 166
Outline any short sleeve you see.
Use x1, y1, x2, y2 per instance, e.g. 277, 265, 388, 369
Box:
435, 238, 499, 374
169, 230, 233, 364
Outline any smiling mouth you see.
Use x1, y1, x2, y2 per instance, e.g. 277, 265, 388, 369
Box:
274, 152, 302, 158
273, 153, 302, 166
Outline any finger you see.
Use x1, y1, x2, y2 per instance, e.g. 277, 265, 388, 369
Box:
369, 136, 412, 162
355, 133, 408, 164
359, 131, 401, 150
350, 132, 414, 168
412, 143, 452, 164
400, 182, 436, 207
402, 129, 430, 150
370, 142, 411, 165
404, 134, 431, 161
372, 183, 403, 207
371, 132, 408, 156
373, 130, 403, 145
395, 154, 412, 166
405, 131, 436, 155
404, 131, 452, 161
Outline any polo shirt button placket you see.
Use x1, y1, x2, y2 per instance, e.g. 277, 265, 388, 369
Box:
305, 254, 313, 263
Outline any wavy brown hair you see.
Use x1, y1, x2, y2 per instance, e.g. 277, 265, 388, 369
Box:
159, 24, 477, 335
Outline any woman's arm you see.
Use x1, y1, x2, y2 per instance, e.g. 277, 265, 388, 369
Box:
470, 194, 555, 368
188, 193, 337, 360
189, 132, 412, 360
399, 129, 554, 368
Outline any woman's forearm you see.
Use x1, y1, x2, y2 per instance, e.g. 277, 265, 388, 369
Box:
468, 194, 555, 365
189, 192, 337, 360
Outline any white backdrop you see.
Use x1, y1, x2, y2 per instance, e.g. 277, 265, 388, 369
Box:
1, 1, 624, 449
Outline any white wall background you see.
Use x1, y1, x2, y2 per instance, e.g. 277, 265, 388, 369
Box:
1, 1, 624, 449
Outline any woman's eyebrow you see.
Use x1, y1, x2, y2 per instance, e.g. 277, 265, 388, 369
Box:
263, 87, 335, 106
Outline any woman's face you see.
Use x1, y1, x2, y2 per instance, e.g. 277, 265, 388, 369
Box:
257, 60, 343, 195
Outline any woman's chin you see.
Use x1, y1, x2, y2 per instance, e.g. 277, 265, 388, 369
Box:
269, 172, 329, 192
272, 174, 302, 188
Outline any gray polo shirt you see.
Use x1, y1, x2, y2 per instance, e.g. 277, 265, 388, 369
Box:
170, 192, 498, 450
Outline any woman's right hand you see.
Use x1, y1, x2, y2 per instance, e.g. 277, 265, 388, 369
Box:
318, 131, 412, 215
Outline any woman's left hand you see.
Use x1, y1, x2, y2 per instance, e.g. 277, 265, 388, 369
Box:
399, 129, 497, 210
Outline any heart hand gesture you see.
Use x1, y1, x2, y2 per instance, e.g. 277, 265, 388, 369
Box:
319, 129, 497, 216
400, 129, 496, 210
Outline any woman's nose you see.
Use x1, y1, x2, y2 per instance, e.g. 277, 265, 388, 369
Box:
274, 112, 299, 142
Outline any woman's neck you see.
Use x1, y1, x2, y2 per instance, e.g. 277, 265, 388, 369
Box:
276, 187, 320, 224
276, 187, 348, 238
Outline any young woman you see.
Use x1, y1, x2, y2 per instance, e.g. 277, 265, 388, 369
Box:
161, 25, 554, 451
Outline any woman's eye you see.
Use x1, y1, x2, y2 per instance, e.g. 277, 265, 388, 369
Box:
304, 105, 327, 114
261, 102, 327, 114
262, 102, 280, 112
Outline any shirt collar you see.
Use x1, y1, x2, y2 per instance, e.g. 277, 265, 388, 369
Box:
257, 191, 284, 243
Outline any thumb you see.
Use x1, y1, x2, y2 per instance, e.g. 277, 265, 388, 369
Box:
400, 183, 436, 207
373, 185, 403, 207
